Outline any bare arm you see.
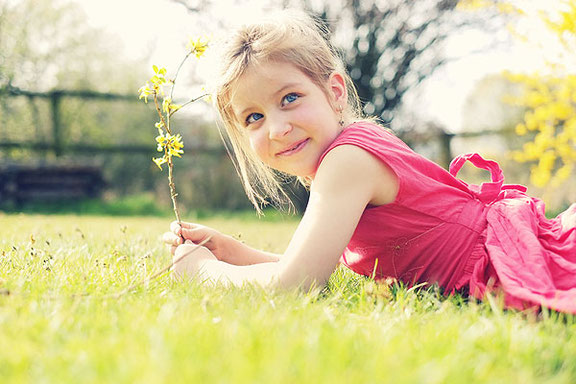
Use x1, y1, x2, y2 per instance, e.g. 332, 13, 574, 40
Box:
164, 222, 280, 265
176, 145, 398, 290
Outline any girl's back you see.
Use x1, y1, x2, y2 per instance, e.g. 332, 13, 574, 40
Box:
323, 121, 576, 313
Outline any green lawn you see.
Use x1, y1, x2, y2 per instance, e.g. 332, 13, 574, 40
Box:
1, 213, 575, 383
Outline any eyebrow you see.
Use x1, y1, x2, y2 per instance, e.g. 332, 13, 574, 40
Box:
237, 82, 303, 118
273, 82, 302, 97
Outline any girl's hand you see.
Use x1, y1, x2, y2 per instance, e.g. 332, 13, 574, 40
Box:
163, 221, 237, 262
162, 221, 281, 266
172, 241, 218, 280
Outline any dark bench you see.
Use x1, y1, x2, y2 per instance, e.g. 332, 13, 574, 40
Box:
0, 164, 105, 206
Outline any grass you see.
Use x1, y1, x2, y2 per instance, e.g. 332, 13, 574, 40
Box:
0, 194, 175, 217
1, 213, 576, 383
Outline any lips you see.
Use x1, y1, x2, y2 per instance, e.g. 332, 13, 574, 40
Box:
275, 138, 310, 156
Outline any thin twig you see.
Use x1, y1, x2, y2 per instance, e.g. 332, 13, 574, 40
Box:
105, 236, 211, 299
152, 88, 181, 227
167, 157, 182, 224
153, 94, 168, 130
30, 237, 213, 301
169, 51, 193, 101
177, 93, 210, 111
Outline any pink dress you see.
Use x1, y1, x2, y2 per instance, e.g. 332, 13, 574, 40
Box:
319, 121, 576, 313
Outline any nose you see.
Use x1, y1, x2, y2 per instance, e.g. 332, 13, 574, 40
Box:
267, 115, 292, 140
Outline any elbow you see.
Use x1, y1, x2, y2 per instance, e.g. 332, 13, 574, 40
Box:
274, 261, 329, 292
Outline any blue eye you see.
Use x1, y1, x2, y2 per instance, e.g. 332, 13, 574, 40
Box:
282, 93, 299, 105
246, 112, 264, 125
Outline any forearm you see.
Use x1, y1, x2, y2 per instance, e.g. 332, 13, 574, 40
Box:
198, 258, 328, 291
199, 259, 281, 287
231, 241, 281, 265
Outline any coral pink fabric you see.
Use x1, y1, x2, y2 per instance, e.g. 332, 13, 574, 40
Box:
319, 121, 576, 313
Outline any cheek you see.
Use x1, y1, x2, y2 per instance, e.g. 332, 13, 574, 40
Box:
248, 133, 268, 161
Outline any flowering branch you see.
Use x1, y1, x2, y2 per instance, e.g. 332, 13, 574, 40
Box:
138, 37, 209, 225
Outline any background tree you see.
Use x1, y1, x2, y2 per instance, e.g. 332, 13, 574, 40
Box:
298, 0, 504, 126
173, 0, 501, 128
460, 0, 576, 189
0, 0, 145, 92
0, 0, 157, 197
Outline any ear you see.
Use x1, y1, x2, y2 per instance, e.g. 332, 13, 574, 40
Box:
328, 72, 347, 106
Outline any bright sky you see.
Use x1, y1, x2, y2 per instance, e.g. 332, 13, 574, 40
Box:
72, 0, 201, 65
71, 0, 271, 66
68, 0, 560, 132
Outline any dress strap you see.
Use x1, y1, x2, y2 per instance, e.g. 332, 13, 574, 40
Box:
449, 153, 527, 204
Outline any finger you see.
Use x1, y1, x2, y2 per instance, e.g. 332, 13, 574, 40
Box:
162, 231, 182, 246
174, 243, 197, 258
180, 227, 210, 243
170, 221, 182, 234
171, 220, 197, 231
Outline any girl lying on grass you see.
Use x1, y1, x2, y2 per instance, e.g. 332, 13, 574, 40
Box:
162, 10, 576, 313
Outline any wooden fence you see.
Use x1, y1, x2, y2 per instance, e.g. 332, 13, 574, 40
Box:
0, 86, 224, 204
0, 85, 223, 157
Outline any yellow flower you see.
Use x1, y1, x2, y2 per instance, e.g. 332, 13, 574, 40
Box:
161, 98, 182, 114
167, 133, 185, 158
153, 65, 167, 76
169, 103, 182, 113
515, 123, 527, 136
162, 98, 171, 114
156, 134, 166, 152
138, 83, 153, 103
511, 150, 526, 163
153, 156, 167, 170
187, 37, 209, 58
201, 86, 213, 104
539, 151, 556, 171
550, 102, 573, 121
530, 165, 551, 187
155, 131, 184, 158
555, 163, 574, 182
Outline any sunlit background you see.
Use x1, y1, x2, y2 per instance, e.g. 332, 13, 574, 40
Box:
0, 0, 574, 214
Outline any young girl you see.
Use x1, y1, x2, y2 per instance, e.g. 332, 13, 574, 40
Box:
162, 11, 576, 313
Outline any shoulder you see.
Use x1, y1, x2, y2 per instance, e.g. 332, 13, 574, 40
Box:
318, 120, 408, 168
335, 120, 392, 143
315, 142, 399, 206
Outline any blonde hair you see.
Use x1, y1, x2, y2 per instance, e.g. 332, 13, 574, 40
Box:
213, 10, 363, 212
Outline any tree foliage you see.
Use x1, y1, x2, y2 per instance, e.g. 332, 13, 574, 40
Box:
461, 0, 576, 188
296, 0, 498, 125
0, 0, 151, 146
0, 0, 142, 92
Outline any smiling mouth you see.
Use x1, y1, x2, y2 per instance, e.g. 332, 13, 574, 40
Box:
275, 138, 310, 156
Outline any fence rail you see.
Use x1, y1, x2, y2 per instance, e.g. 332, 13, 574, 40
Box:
0, 85, 223, 156
398, 127, 514, 169
1, 85, 139, 156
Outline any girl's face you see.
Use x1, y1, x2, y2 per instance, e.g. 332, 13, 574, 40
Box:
231, 61, 347, 178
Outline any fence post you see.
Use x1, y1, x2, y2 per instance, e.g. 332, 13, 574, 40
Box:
50, 91, 63, 157
439, 130, 454, 169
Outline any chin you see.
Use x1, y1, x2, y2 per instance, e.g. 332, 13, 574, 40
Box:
275, 163, 316, 178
